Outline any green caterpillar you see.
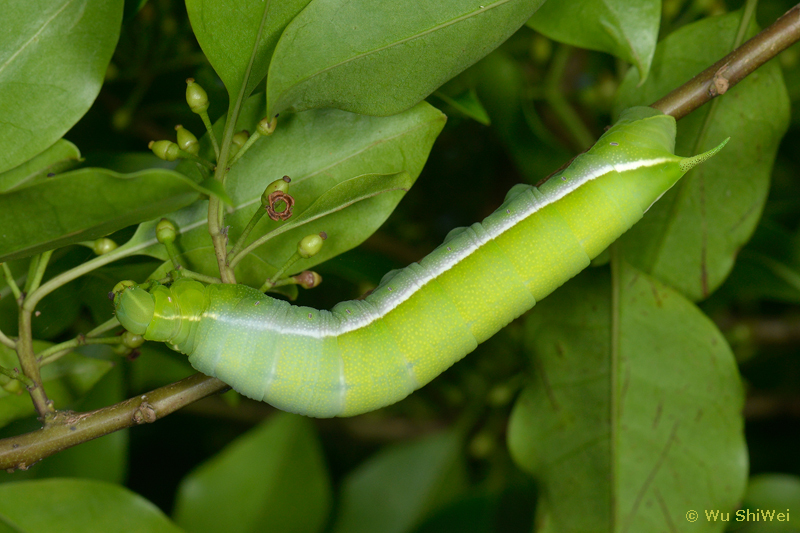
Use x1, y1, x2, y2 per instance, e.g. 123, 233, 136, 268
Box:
114, 107, 728, 418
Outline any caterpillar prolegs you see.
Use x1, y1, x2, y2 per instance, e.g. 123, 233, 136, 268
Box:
113, 107, 728, 417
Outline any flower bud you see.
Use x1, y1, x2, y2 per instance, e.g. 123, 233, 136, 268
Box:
229, 130, 249, 158
149, 140, 180, 161
297, 232, 327, 259
92, 238, 118, 256
185, 78, 209, 114
256, 115, 278, 136
293, 270, 322, 289
156, 219, 177, 244
175, 125, 199, 155
260, 176, 291, 206
122, 331, 145, 349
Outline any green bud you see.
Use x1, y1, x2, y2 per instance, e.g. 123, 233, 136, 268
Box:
92, 238, 118, 256
185, 78, 209, 114
229, 130, 249, 158
2, 378, 22, 394
256, 115, 278, 136
156, 219, 177, 244
261, 176, 291, 206
297, 232, 327, 259
149, 140, 180, 161
122, 331, 145, 349
175, 125, 199, 155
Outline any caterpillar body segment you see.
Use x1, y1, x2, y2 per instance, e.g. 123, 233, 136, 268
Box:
114, 107, 729, 417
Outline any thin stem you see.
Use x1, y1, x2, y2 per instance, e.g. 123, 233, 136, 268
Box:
0, 327, 15, 349
38, 337, 123, 366
228, 225, 284, 270
2, 263, 21, 301
23, 255, 40, 294
0, 366, 34, 389
228, 130, 262, 166
16, 309, 53, 420
199, 111, 220, 161
227, 206, 267, 262
259, 252, 301, 292
27, 250, 53, 295
176, 269, 222, 285
208, 0, 272, 285
164, 240, 184, 270
86, 317, 121, 338
179, 150, 216, 170
23, 240, 136, 314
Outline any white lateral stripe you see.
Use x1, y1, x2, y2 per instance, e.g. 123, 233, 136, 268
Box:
249, 158, 670, 338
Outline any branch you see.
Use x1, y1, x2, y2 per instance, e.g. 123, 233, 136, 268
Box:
0, 374, 228, 471
653, 3, 800, 119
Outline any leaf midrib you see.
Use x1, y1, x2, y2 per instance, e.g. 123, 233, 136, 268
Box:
0, 0, 76, 77
270, 0, 516, 106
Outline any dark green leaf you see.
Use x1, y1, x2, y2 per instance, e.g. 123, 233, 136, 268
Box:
739, 474, 800, 533
266, 0, 546, 117
0, 0, 123, 174
173, 413, 331, 533
527, 0, 659, 80
186, 0, 311, 101
0, 140, 81, 193
615, 11, 790, 300
508, 263, 746, 531
0, 168, 204, 262
0, 479, 181, 532
331, 429, 467, 533
474, 51, 571, 183
431, 88, 490, 126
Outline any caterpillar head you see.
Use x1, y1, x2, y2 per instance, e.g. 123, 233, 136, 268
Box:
113, 281, 155, 335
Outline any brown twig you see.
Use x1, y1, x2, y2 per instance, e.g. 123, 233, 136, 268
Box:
652, 3, 800, 119
0, 374, 228, 471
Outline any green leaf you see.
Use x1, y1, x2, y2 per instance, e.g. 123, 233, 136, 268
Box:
136, 94, 445, 288
266, 0, 546, 117
186, 0, 311, 102
0, 343, 113, 429
331, 429, 467, 533
717, 223, 800, 304
508, 264, 747, 531
527, 0, 659, 81
615, 11, 790, 301
0, 479, 181, 532
217, 171, 415, 270
430, 88, 490, 126
173, 413, 331, 533
0, 140, 81, 193
473, 51, 571, 183
739, 474, 800, 532
0, 0, 123, 174
0, 168, 205, 262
